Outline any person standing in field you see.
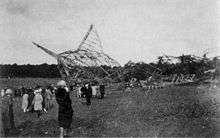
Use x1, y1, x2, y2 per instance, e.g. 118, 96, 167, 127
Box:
21, 91, 29, 112
91, 85, 98, 98
99, 83, 105, 99
1, 89, 5, 98
77, 84, 82, 98
80, 84, 86, 98
1, 89, 15, 136
55, 80, 73, 138
27, 88, 35, 112
85, 84, 92, 105
32, 86, 43, 118
45, 86, 54, 110
40, 88, 47, 113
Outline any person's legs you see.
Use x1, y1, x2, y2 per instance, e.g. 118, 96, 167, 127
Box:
24, 101, 28, 112
37, 110, 42, 118
60, 127, 64, 138
37, 111, 40, 118
101, 93, 104, 99
88, 97, 91, 105
86, 97, 91, 105
63, 128, 67, 136
64, 117, 72, 136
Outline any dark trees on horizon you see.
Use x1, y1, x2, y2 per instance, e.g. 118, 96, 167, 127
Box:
0, 55, 219, 82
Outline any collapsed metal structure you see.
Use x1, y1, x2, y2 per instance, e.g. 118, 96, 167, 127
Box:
33, 24, 218, 89
128, 54, 219, 90
33, 24, 120, 84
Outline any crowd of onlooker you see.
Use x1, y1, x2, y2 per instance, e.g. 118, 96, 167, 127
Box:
1, 85, 56, 118
20, 85, 56, 117
1, 82, 106, 114
0, 81, 106, 137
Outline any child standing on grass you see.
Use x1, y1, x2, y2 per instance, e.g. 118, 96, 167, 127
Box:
32, 86, 43, 118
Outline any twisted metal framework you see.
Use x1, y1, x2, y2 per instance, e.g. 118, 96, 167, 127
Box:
33, 24, 120, 81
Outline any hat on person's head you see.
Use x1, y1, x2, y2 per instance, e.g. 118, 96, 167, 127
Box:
57, 80, 67, 87
34, 90, 39, 95
5, 89, 13, 94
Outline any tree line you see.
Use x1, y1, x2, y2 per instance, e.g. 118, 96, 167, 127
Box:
0, 63, 60, 78
0, 54, 219, 81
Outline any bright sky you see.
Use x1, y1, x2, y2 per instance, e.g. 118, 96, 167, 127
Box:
0, 0, 219, 65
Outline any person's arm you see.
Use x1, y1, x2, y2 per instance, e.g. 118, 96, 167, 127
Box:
42, 94, 45, 109
31, 95, 35, 105
64, 86, 69, 92
89, 88, 92, 97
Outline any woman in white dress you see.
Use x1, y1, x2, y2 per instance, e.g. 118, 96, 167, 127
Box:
32, 87, 43, 117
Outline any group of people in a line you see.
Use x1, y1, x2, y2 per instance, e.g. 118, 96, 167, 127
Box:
78, 83, 105, 105
21, 85, 56, 117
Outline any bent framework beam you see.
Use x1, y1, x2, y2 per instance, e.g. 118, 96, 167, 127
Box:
32, 42, 70, 80
32, 42, 58, 59
32, 24, 121, 84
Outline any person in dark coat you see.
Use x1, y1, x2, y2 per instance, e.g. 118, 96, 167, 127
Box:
27, 88, 35, 112
55, 80, 73, 138
1, 89, 15, 136
85, 84, 92, 105
21, 86, 26, 96
41, 88, 46, 112
80, 85, 86, 98
99, 84, 105, 99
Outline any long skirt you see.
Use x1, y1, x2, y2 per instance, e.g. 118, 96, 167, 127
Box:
92, 86, 97, 97
45, 98, 54, 110
58, 106, 73, 129
21, 94, 29, 111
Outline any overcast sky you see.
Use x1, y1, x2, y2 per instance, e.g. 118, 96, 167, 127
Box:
0, 0, 219, 65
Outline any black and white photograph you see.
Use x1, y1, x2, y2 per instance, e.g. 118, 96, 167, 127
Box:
0, 0, 220, 137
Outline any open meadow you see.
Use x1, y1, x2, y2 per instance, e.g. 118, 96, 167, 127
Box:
1, 78, 220, 137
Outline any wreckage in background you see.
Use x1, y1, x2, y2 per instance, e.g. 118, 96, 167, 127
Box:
133, 54, 220, 89
33, 24, 120, 83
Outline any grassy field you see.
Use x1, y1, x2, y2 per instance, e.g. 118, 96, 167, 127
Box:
1, 78, 220, 137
